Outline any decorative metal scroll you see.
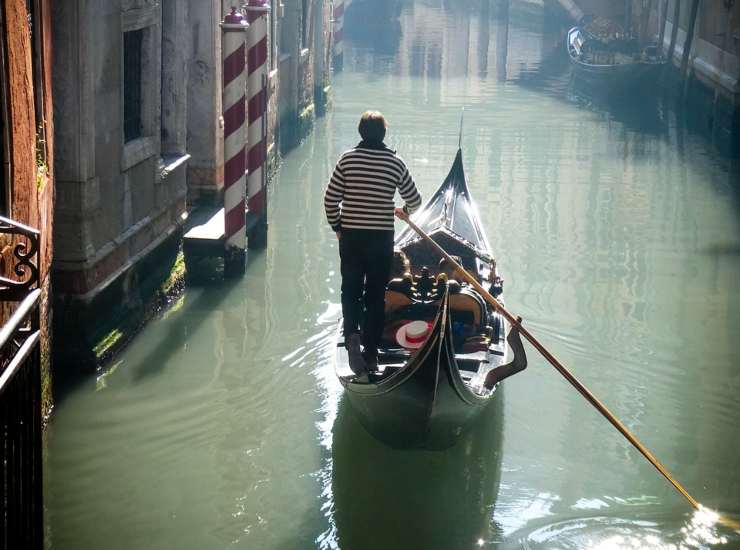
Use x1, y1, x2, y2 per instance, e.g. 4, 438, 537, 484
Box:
0, 216, 40, 301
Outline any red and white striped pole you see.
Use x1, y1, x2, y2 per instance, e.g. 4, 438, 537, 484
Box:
244, 0, 270, 248
333, 0, 345, 71
221, 8, 249, 273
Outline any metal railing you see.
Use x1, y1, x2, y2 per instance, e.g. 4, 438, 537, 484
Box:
0, 216, 42, 550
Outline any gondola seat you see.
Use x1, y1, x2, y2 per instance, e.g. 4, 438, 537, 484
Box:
385, 290, 413, 313
449, 291, 485, 328
385, 275, 415, 313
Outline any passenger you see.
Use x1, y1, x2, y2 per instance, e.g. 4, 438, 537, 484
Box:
438, 255, 464, 282
390, 249, 411, 280
386, 250, 415, 312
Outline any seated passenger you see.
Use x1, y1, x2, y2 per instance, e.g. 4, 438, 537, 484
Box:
386, 250, 414, 313
438, 255, 465, 282
450, 290, 485, 328
390, 249, 411, 280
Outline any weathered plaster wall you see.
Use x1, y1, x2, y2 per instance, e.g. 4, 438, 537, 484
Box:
185, 0, 335, 202
186, 0, 223, 201
47, 0, 334, 371
271, 0, 331, 154
658, 0, 739, 102
162, 0, 189, 156
54, 0, 188, 292
52, 0, 189, 369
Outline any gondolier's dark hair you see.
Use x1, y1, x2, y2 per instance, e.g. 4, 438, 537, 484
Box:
358, 111, 387, 142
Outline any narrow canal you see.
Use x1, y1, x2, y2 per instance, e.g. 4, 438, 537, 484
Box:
46, 2, 740, 548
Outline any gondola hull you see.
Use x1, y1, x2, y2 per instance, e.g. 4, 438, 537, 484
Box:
337, 295, 497, 450
334, 148, 520, 450
567, 26, 664, 90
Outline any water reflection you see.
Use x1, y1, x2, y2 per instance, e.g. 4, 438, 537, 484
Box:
45, 1, 740, 548
345, 0, 403, 56
328, 394, 504, 549
504, 506, 733, 549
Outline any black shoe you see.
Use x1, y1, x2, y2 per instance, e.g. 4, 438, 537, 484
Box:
345, 333, 367, 376
363, 352, 378, 373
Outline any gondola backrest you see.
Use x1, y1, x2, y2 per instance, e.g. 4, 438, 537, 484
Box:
449, 290, 485, 328
385, 276, 414, 313
385, 290, 413, 313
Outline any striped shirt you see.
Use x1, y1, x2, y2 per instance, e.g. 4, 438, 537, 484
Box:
324, 146, 422, 232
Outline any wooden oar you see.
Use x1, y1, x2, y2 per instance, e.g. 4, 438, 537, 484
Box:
396, 210, 740, 532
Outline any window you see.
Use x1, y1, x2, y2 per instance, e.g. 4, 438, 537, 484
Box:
123, 29, 143, 143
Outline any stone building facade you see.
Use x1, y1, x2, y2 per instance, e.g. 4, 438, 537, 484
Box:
0, 0, 55, 411
52, 0, 334, 371
52, 0, 191, 369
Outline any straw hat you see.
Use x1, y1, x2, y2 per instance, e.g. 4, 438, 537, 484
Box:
396, 320, 432, 349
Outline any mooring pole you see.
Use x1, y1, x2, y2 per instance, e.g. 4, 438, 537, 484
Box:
667, 0, 681, 64
640, 0, 655, 47
333, 0, 345, 71
658, 0, 668, 54
244, 0, 271, 249
221, 7, 249, 276
680, 0, 700, 90
625, 0, 632, 36
496, 0, 509, 82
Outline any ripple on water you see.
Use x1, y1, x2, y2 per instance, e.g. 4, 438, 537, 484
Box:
45, 1, 740, 548
506, 507, 733, 550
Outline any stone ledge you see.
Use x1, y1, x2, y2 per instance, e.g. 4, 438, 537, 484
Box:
121, 136, 158, 171
158, 153, 190, 181
55, 177, 101, 215
121, 3, 159, 32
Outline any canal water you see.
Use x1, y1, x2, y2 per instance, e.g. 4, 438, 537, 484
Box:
45, 1, 740, 549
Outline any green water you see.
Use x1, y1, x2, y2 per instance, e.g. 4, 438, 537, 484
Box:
46, 1, 740, 548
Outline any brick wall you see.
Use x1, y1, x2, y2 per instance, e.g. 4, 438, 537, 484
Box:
1, 0, 55, 414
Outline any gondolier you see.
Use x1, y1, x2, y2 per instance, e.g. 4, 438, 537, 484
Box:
332, 145, 527, 450
324, 111, 422, 379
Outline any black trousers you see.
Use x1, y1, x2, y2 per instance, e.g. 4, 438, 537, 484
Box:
339, 229, 394, 357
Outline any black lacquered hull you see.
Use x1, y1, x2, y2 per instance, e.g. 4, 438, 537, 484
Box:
334, 148, 506, 450
338, 295, 498, 450
567, 26, 665, 91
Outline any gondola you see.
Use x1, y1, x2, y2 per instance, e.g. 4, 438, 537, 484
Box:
567, 23, 664, 89
334, 148, 527, 450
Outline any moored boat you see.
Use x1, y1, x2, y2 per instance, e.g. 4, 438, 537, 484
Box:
334, 148, 526, 450
567, 20, 664, 89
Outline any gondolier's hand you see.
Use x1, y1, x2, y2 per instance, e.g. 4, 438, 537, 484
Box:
335, 231, 341, 240
394, 207, 409, 222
